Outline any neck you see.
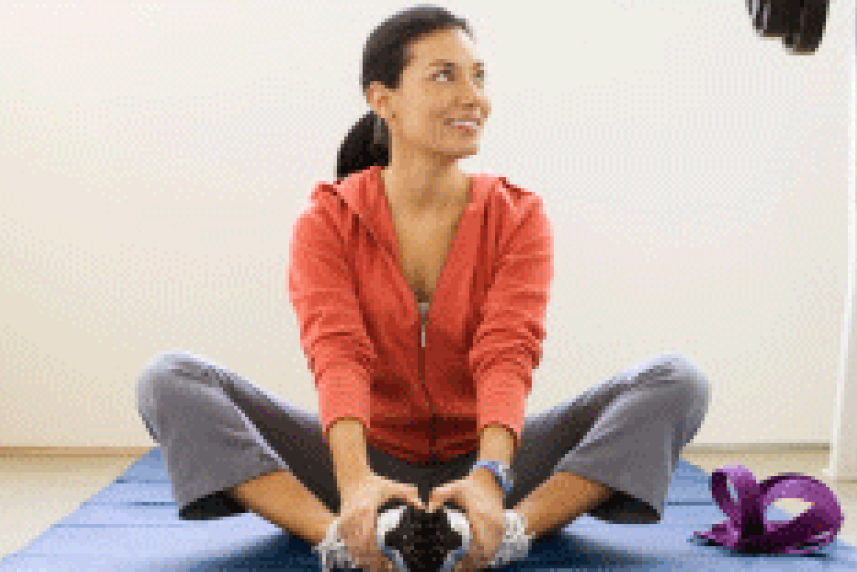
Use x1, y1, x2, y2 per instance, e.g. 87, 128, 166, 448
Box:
381, 162, 468, 216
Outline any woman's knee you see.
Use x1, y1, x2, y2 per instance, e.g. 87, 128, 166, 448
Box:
136, 351, 196, 411
661, 353, 711, 405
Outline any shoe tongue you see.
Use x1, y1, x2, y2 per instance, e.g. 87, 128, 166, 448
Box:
376, 505, 408, 540
444, 508, 472, 551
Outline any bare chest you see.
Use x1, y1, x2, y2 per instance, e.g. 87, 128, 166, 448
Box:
390, 207, 464, 305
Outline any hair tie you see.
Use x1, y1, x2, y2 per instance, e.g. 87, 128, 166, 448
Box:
372, 112, 386, 146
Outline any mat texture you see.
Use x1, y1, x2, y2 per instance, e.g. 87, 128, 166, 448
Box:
1, 448, 854, 571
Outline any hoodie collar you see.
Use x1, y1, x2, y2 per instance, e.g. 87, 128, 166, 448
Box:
331, 164, 490, 259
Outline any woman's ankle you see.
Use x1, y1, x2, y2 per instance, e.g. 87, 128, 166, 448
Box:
313, 514, 339, 548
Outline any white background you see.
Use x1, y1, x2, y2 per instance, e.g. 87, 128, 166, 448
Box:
0, 0, 853, 450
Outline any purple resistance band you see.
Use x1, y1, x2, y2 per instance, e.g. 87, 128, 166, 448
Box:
691, 464, 844, 555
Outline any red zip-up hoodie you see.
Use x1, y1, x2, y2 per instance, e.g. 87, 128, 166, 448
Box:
288, 165, 553, 464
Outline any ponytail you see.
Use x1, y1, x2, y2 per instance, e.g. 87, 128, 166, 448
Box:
334, 4, 474, 182
335, 110, 390, 182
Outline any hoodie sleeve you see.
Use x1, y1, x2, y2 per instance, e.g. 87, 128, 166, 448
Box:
468, 194, 554, 456
288, 194, 378, 443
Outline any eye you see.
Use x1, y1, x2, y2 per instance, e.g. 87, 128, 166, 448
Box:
435, 69, 485, 83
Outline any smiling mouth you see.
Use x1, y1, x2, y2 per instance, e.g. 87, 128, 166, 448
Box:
447, 122, 478, 134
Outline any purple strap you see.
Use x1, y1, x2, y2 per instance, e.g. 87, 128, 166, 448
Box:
690, 464, 843, 554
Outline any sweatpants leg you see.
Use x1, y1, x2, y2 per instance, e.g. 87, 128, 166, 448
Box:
504, 352, 712, 532
135, 350, 477, 521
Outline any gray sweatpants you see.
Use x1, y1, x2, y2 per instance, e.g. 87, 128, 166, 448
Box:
135, 351, 710, 534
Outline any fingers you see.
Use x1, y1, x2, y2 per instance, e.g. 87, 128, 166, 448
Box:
364, 518, 393, 572
361, 525, 382, 572
469, 553, 486, 572
404, 484, 424, 510
352, 548, 388, 572
365, 551, 392, 572
428, 485, 445, 513
454, 557, 476, 572
454, 544, 488, 572
453, 552, 470, 572
343, 524, 378, 572
355, 553, 388, 572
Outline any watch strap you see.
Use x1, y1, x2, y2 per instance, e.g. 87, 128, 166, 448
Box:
471, 460, 514, 496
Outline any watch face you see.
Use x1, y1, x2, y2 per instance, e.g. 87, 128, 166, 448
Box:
477, 461, 513, 490
504, 466, 514, 486
494, 464, 512, 488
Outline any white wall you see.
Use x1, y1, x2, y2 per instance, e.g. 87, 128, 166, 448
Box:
0, 0, 853, 450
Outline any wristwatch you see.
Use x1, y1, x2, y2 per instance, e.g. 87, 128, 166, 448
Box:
471, 460, 515, 496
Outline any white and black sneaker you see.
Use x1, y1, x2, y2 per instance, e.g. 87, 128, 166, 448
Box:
312, 515, 361, 572
485, 509, 534, 568
314, 499, 533, 572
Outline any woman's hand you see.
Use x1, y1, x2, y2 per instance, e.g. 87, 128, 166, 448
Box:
426, 472, 506, 572
338, 472, 426, 572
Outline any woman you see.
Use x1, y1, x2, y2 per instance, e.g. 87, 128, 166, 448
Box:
136, 5, 711, 572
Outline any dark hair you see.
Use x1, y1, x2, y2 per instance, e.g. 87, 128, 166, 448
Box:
335, 4, 475, 182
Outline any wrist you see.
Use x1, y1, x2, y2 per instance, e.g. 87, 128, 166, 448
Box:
470, 460, 515, 497
470, 466, 505, 498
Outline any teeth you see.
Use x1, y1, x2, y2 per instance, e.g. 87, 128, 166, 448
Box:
450, 121, 477, 127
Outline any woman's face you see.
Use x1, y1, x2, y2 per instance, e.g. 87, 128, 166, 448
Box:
368, 27, 491, 163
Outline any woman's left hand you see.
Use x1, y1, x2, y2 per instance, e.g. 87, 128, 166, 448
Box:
426, 472, 506, 572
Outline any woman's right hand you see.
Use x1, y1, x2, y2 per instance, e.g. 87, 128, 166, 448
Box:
338, 472, 426, 572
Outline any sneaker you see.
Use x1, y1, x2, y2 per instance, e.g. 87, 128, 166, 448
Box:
313, 516, 360, 572
486, 510, 534, 568
313, 507, 533, 572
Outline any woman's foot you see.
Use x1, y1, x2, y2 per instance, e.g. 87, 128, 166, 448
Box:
313, 516, 360, 572
486, 510, 535, 568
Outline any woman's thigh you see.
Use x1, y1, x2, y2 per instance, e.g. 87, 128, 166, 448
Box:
504, 352, 710, 515
137, 351, 347, 513
137, 350, 474, 515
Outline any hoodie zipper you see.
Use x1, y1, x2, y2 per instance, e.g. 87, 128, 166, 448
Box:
382, 174, 474, 462
418, 300, 437, 459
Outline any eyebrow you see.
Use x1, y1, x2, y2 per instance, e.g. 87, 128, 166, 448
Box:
428, 59, 485, 69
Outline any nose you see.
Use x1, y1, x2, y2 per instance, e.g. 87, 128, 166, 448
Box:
453, 82, 485, 114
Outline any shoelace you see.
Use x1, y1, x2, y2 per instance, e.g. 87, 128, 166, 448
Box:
312, 516, 359, 572
313, 510, 533, 572
486, 510, 534, 568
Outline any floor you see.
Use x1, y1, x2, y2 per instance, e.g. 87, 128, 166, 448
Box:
0, 448, 853, 560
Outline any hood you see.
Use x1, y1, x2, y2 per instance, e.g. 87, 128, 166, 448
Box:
312, 165, 496, 261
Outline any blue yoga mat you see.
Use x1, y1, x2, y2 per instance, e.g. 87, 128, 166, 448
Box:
1, 448, 854, 571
